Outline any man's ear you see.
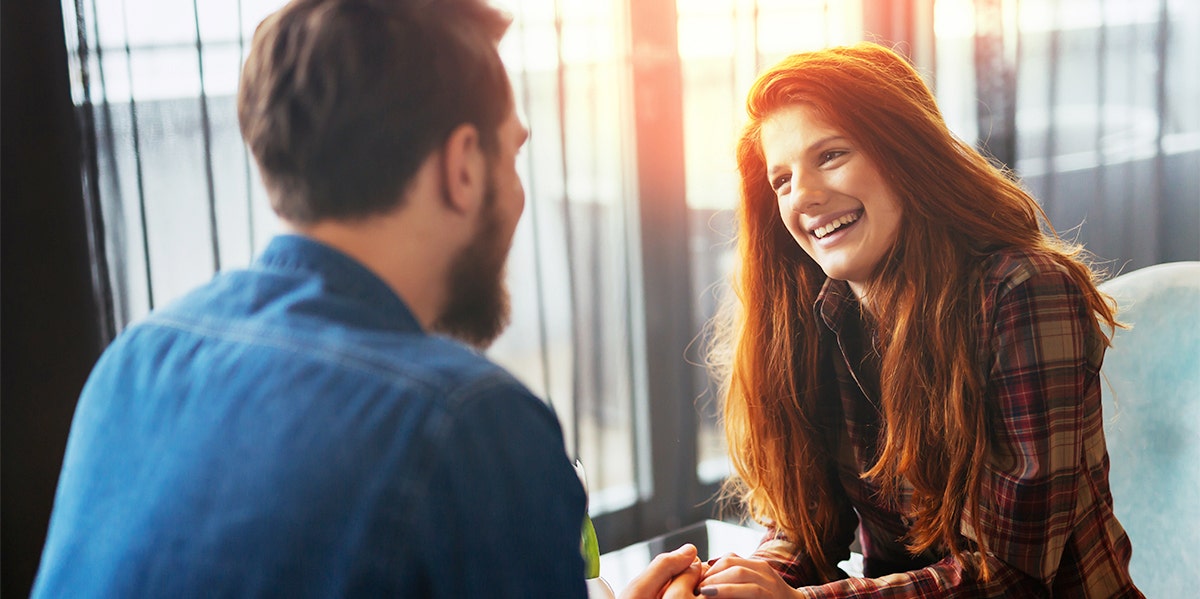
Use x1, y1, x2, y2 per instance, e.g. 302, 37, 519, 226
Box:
438, 123, 486, 214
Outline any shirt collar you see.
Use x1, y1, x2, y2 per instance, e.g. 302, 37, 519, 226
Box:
814, 277, 858, 335
254, 234, 423, 334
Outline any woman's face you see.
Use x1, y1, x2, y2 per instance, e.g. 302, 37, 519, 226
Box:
761, 104, 903, 300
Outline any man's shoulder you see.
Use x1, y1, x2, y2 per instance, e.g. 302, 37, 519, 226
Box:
133, 291, 537, 420
368, 332, 546, 416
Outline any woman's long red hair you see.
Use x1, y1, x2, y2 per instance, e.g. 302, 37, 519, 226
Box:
713, 43, 1119, 581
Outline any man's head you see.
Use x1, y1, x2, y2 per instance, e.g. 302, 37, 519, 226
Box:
237, 0, 512, 224
239, 0, 527, 348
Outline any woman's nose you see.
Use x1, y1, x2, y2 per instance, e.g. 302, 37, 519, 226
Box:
788, 175, 827, 214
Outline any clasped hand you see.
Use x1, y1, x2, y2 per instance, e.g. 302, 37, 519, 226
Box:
620, 545, 802, 599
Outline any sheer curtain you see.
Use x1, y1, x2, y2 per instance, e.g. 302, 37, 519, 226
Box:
61, 0, 280, 334
937, 0, 1200, 273
493, 0, 644, 512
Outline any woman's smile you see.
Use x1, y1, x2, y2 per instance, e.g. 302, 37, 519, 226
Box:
810, 208, 863, 241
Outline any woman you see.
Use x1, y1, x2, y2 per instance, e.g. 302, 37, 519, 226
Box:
689, 42, 1142, 597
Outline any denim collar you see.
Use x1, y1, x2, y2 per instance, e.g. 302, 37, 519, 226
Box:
254, 234, 423, 334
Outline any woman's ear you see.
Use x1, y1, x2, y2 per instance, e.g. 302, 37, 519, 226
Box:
438, 123, 486, 215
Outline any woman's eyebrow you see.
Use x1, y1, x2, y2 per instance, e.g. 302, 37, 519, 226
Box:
765, 134, 851, 179
805, 135, 849, 155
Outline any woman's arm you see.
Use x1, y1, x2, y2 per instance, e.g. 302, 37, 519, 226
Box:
750, 519, 856, 588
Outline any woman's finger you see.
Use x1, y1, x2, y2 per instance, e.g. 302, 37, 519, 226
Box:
694, 582, 773, 599
700, 553, 752, 577
618, 544, 700, 599
696, 557, 797, 598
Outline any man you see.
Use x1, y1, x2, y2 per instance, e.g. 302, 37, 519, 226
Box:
37, 0, 571, 596
34, 0, 704, 595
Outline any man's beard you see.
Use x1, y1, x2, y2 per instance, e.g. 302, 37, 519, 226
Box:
431, 172, 512, 349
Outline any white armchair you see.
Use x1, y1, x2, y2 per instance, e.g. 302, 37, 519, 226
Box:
1098, 261, 1200, 598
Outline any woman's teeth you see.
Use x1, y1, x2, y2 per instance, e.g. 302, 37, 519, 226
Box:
813, 212, 860, 239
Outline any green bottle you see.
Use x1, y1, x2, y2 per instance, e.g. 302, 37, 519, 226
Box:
574, 460, 616, 598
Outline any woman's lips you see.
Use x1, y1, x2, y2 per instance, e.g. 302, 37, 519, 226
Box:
811, 209, 863, 239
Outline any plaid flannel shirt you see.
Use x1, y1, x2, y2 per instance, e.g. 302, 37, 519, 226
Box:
752, 249, 1143, 598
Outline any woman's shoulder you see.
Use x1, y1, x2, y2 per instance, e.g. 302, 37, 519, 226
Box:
979, 247, 1078, 298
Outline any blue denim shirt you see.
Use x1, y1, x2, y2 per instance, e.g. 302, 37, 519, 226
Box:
33, 234, 587, 598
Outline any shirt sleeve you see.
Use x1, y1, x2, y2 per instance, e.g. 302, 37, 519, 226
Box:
754, 528, 830, 587
753, 480, 859, 586
415, 374, 588, 599
789, 267, 1099, 598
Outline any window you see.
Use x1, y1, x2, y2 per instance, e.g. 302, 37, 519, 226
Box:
62, 0, 281, 324
493, 0, 643, 515
933, 0, 1200, 270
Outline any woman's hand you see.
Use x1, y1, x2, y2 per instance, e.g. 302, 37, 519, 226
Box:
618, 543, 700, 599
693, 553, 804, 598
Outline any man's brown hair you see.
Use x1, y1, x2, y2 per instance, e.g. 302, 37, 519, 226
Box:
238, 0, 511, 224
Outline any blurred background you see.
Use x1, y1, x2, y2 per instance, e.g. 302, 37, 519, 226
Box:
5, 0, 1198, 595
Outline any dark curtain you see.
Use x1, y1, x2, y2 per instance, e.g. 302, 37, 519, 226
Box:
973, 0, 1018, 168
1, 0, 109, 595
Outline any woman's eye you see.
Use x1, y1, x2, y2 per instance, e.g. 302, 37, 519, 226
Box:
820, 150, 846, 165
772, 175, 791, 192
